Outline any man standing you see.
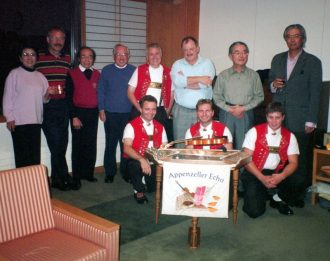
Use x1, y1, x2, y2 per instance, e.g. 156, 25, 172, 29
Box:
66, 47, 100, 190
123, 95, 167, 204
185, 99, 233, 150
269, 24, 322, 206
213, 41, 264, 150
35, 26, 71, 191
127, 43, 173, 140
171, 36, 215, 143
98, 44, 135, 183
242, 102, 300, 218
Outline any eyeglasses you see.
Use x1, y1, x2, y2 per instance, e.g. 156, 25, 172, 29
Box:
22, 52, 36, 57
115, 53, 128, 57
286, 34, 302, 39
231, 51, 248, 56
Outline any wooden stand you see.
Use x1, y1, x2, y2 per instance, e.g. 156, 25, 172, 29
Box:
311, 148, 330, 204
188, 217, 200, 248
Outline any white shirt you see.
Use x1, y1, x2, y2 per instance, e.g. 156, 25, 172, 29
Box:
243, 126, 299, 170
128, 65, 164, 106
123, 117, 168, 148
185, 122, 233, 150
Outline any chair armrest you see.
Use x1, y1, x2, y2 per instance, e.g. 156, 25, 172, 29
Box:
51, 199, 119, 261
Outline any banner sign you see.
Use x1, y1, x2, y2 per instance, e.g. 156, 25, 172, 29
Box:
162, 161, 232, 218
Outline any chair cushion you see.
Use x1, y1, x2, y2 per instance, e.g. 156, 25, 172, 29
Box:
0, 165, 55, 243
0, 229, 106, 260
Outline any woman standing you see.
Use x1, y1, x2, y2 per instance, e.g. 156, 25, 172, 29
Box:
3, 47, 50, 168
66, 47, 100, 190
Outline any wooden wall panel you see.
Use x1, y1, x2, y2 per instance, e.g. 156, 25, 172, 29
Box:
147, 0, 200, 67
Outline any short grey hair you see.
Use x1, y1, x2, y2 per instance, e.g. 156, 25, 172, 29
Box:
112, 43, 130, 56
228, 41, 249, 55
283, 24, 306, 47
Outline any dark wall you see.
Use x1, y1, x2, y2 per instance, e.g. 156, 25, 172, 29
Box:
0, 0, 74, 115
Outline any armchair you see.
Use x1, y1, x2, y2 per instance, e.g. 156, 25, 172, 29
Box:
0, 165, 119, 261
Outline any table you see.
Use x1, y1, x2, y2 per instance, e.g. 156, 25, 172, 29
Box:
311, 148, 330, 204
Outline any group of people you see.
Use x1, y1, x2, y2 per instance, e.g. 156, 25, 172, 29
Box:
3, 23, 322, 217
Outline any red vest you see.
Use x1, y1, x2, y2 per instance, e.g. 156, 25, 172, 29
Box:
124, 117, 164, 158
252, 123, 291, 173
189, 121, 226, 149
135, 64, 172, 108
70, 68, 100, 108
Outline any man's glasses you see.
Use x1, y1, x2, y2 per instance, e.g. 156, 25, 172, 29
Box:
286, 34, 302, 39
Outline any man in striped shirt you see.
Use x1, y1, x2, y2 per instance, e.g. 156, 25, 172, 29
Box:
35, 26, 72, 191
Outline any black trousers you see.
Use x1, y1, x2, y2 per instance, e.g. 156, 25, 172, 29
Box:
42, 100, 70, 183
294, 131, 314, 196
241, 169, 305, 218
126, 159, 156, 193
103, 112, 130, 178
130, 106, 173, 142
11, 124, 41, 168
71, 108, 98, 181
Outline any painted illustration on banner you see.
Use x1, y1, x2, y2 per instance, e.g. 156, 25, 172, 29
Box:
162, 161, 233, 218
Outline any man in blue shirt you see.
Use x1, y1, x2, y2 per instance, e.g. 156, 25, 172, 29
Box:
171, 36, 215, 144
98, 44, 135, 183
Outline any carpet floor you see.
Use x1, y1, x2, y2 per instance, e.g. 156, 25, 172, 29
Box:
53, 173, 330, 261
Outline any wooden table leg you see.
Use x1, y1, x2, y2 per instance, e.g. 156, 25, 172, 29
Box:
232, 169, 239, 224
155, 165, 163, 224
188, 217, 200, 248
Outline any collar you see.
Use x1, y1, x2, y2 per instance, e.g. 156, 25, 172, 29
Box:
46, 49, 66, 58
115, 63, 128, 69
79, 64, 93, 72
229, 66, 247, 74
200, 122, 212, 131
183, 55, 201, 66
141, 117, 153, 127
267, 126, 281, 136
21, 65, 35, 72
148, 64, 163, 70
287, 49, 303, 61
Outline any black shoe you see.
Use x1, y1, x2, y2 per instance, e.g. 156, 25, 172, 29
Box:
71, 180, 81, 191
290, 199, 305, 208
86, 177, 98, 182
105, 176, 114, 183
270, 199, 293, 215
134, 193, 148, 204
122, 175, 131, 183
52, 180, 71, 191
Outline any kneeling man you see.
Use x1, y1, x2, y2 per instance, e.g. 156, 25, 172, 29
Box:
123, 95, 167, 204
242, 102, 300, 218
185, 99, 233, 150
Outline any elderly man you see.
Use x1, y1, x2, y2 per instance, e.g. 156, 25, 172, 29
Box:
35, 26, 72, 191
269, 24, 322, 207
127, 43, 173, 140
213, 41, 264, 151
98, 44, 135, 183
66, 46, 100, 190
123, 95, 167, 204
171, 36, 215, 143
185, 99, 233, 150
242, 102, 301, 218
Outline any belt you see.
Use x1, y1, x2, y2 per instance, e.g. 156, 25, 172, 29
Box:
149, 82, 162, 89
225, 102, 242, 106
268, 146, 279, 154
